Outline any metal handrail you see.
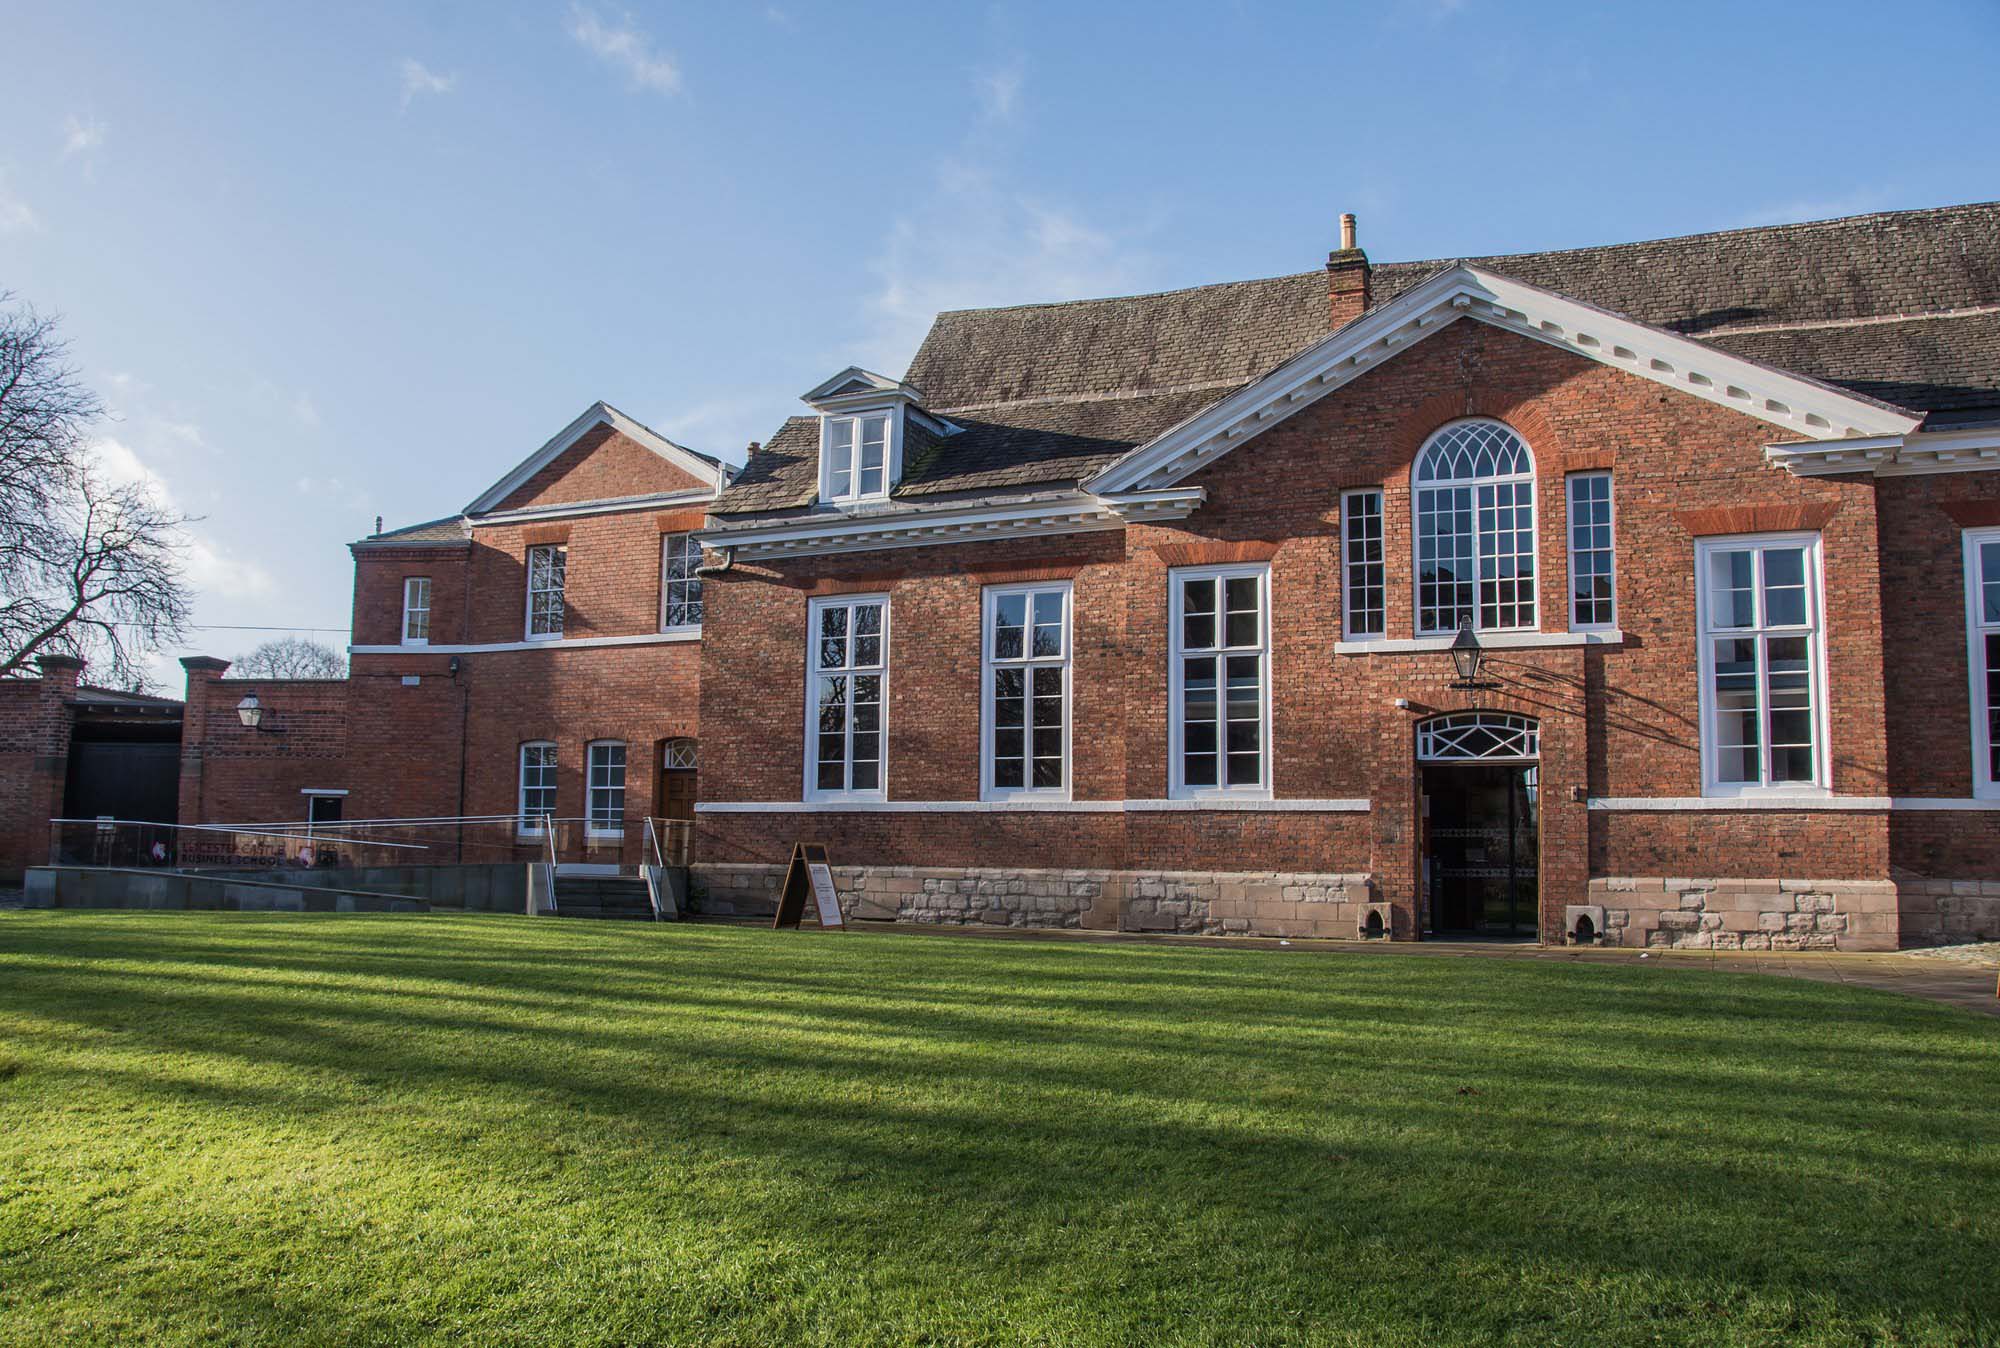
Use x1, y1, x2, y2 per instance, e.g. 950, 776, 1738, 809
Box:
640, 817, 667, 920
540, 813, 559, 914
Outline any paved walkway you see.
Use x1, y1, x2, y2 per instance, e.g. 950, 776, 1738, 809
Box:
827, 920, 2000, 1019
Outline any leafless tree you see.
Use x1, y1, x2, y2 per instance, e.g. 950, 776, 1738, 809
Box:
230, 636, 346, 680
0, 293, 191, 686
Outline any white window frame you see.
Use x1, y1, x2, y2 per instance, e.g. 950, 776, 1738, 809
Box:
1566, 472, 1618, 632
1411, 419, 1539, 636
804, 594, 890, 802
517, 742, 557, 837
1168, 563, 1273, 801
818, 410, 901, 505
585, 740, 627, 838
663, 738, 698, 771
980, 582, 1073, 802
1962, 529, 2000, 799
525, 543, 566, 641
1694, 532, 1830, 798
401, 576, 432, 646
660, 533, 703, 633
1340, 488, 1386, 641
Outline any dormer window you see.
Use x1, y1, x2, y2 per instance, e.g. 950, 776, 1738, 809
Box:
803, 366, 940, 508
822, 412, 893, 503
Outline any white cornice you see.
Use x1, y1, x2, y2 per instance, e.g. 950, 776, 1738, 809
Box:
463, 401, 728, 516
470, 487, 716, 526
349, 631, 700, 656
696, 487, 1204, 562
1084, 265, 1924, 495
696, 797, 1369, 814
1766, 425, 2000, 477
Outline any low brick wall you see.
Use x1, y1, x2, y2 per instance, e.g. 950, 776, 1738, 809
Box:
692, 863, 1377, 938
1895, 878, 2000, 946
1587, 877, 1899, 951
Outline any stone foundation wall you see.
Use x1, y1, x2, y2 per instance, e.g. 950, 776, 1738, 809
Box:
1587, 877, 1899, 951
1894, 879, 2000, 947
693, 864, 1377, 938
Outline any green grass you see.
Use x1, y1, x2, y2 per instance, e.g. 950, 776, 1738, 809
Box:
0, 914, 1996, 1346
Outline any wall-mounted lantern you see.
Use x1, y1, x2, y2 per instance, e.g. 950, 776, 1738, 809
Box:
1448, 622, 1484, 687
236, 693, 284, 734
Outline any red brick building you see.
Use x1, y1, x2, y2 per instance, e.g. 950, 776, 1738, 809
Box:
691, 204, 2000, 950
176, 401, 729, 867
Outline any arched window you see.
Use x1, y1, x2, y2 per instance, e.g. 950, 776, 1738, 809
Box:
1413, 420, 1537, 634
663, 738, 697, 771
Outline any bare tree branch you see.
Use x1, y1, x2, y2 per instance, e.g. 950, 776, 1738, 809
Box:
0, 293, 192, 688
230, 636, 345, 680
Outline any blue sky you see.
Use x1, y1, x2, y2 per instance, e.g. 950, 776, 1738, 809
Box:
3, 1, 1997, 688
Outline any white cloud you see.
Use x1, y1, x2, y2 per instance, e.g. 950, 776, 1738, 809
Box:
567, 6, 682, 94
61, 114, 105, 159
291, 393, 322, 429
764, 6, 796, 29
398, 58, 457, 110
858, 157, 1157, 375
93, 436, 276, 600
0, 172, 39, 233
976, 62, 1024, 122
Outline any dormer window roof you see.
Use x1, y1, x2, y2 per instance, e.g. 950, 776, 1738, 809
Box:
803, 367, 951, 507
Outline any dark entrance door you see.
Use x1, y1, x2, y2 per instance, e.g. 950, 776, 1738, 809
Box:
655, 739, 697, 821
1422, 762, 1538, 937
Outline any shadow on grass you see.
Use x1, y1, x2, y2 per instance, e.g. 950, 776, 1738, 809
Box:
2, 912, 1998, 1342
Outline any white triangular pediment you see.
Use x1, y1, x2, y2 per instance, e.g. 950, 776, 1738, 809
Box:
463, 401, 726, 516
1084, 265, 1923, 494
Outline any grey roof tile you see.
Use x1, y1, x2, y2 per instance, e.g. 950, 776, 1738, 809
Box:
710, 202, 2000, 517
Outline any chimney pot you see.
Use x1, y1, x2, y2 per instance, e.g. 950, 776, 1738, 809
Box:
1340, 212, 1357, 251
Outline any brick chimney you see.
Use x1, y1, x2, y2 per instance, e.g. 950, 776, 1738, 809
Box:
1327, 212, 1371, 329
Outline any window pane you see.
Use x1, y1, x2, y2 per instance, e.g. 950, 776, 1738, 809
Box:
1182, 578, 1216, 649
1988, 632, 2000, 779
1982, 542, 2000, 623
1762, 548, 1808, 627
1224, 577, 1260, 646
1711, 637, 1761, 783
1032, 591, 1063, 656
1182, 656, 1217, 725
1709, 550, 1755, 628
994, 593, 1025, 659
1343, 491, 1385, 637
994, 668, 1024, 724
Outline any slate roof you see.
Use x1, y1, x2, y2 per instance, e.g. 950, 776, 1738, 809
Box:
704, 202, 2000, 517
352, 515, 470, 546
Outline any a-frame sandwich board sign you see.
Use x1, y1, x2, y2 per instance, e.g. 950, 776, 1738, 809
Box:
774, 842, 845, 930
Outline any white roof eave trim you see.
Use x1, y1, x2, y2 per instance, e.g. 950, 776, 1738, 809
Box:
1083, 265, 1925, 495
696, 487, 1204, 562
1766, 425, 2000, 477
463, 401, 727, 516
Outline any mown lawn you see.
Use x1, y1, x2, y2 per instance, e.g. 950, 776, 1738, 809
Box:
0, 914, 1995, 1346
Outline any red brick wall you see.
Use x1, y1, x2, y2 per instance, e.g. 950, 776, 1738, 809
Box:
697, 319, 1944, 934
190, 490, 706, 866
0, 660, 82, 880
351, 545, 470, 648
495, 425, 710, 512
178, 669, 350, 826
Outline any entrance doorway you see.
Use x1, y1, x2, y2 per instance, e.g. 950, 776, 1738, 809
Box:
655, 738, 698, 821
1417, 713, 1540, 939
